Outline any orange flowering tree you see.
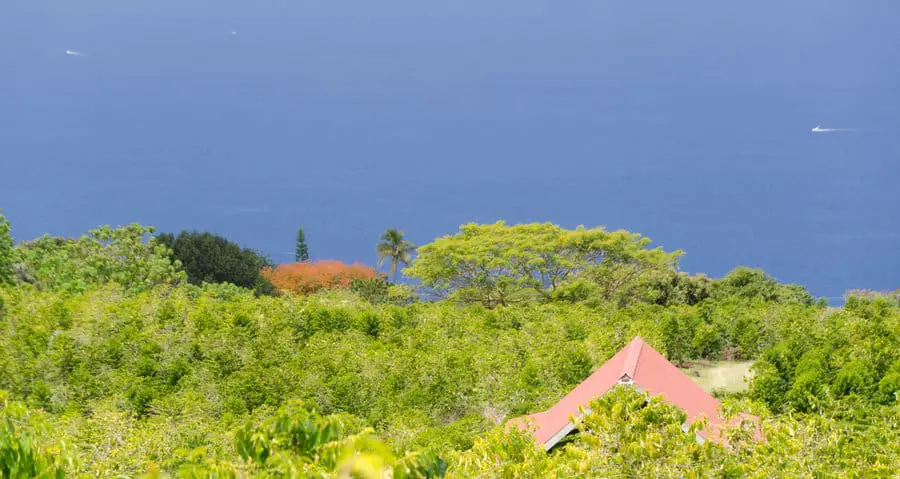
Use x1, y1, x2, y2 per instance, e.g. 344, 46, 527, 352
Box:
262, 260, 377, 295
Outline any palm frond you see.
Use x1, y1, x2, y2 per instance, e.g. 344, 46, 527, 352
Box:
376, 229, 416, 277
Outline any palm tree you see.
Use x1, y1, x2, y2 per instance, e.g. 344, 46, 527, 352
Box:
376, 229, 416, 280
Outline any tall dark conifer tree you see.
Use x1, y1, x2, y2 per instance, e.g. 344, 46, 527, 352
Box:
295, 227, 310, 263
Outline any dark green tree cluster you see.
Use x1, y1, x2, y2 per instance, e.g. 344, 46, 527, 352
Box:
295, 227, 310, 262
157, 231, 276, 296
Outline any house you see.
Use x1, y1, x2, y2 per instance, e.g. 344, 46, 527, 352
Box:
510, 336, 753, 450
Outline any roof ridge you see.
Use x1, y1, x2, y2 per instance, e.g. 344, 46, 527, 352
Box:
621, 336, 644, 378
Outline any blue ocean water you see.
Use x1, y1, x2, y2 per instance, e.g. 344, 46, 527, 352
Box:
1, 0, 898, 300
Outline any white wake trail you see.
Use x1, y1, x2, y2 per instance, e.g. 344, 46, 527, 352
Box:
812, 125, 855, 133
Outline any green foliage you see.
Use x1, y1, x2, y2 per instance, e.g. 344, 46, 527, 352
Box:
450, 387, 900, 477
553, 345, 593, 386
712, 267, 814, 305
0, 221, 897, 476
351, 277, 390, 304
234, 402, 360, 467
295, 227, 310, 263
0, 211, 13, 286
844, 288, 900, 306
749, 297, 900, 412
878, 361, 900, 404
387, 284, 419, 305
406, 222, 682, 308
2, 279, 881, 476
376, 229, 416, 279
13, 224, 184, 293
158, 231, 275, 296
179, 401, 446, 478
0, 394, 72, 478
692, 322, 724, 359
648, 271, 713, 306
351, 277, 418, 306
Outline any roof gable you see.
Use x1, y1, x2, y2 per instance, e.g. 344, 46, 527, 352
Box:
629, 338, 722, 428
510, 336, 725, 450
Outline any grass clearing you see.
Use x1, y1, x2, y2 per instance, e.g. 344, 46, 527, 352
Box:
679, 360, 754, 393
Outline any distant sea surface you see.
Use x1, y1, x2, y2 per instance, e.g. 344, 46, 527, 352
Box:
2, 0, 898, 300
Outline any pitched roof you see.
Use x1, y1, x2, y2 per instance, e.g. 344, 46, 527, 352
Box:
510, 336, 728, 450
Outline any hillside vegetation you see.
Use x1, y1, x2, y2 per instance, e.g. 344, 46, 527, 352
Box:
0, 215, 897, 477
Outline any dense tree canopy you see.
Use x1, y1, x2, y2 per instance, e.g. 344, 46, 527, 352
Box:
750, 295, 900, 411
406, 222, 682, 307
710, 266, 815, 305
0, 220, 896, 477
157, 230, 276, 296
12, 224, 183, 293
0, 281, 895, 476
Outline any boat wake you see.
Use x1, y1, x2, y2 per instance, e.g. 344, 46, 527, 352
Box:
812, 125, 854, 133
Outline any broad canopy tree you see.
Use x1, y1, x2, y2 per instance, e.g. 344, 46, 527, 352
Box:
405, 222, 682, 308
13, 224, 184, 293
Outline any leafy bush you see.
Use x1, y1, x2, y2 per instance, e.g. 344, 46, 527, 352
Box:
262, 260, 377, 295
0, 395, 72, 478
12, 224, 184, 293
351, 277, 390, 304
711, 267, 814, 305
748, 298, 900, 412
180, 401, 447, 478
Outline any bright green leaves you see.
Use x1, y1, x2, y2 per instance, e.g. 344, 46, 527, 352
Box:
453, 386, 900, 477
406, 222, 682, 308
0, 227, 897, 477
0, 397, 73, 479
748, 297, 900, 413
226, 402, 446, 478
710, 267, 814, 305
13, 224, 184, 294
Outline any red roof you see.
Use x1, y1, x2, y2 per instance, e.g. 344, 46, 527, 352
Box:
510, 336, 733, 449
